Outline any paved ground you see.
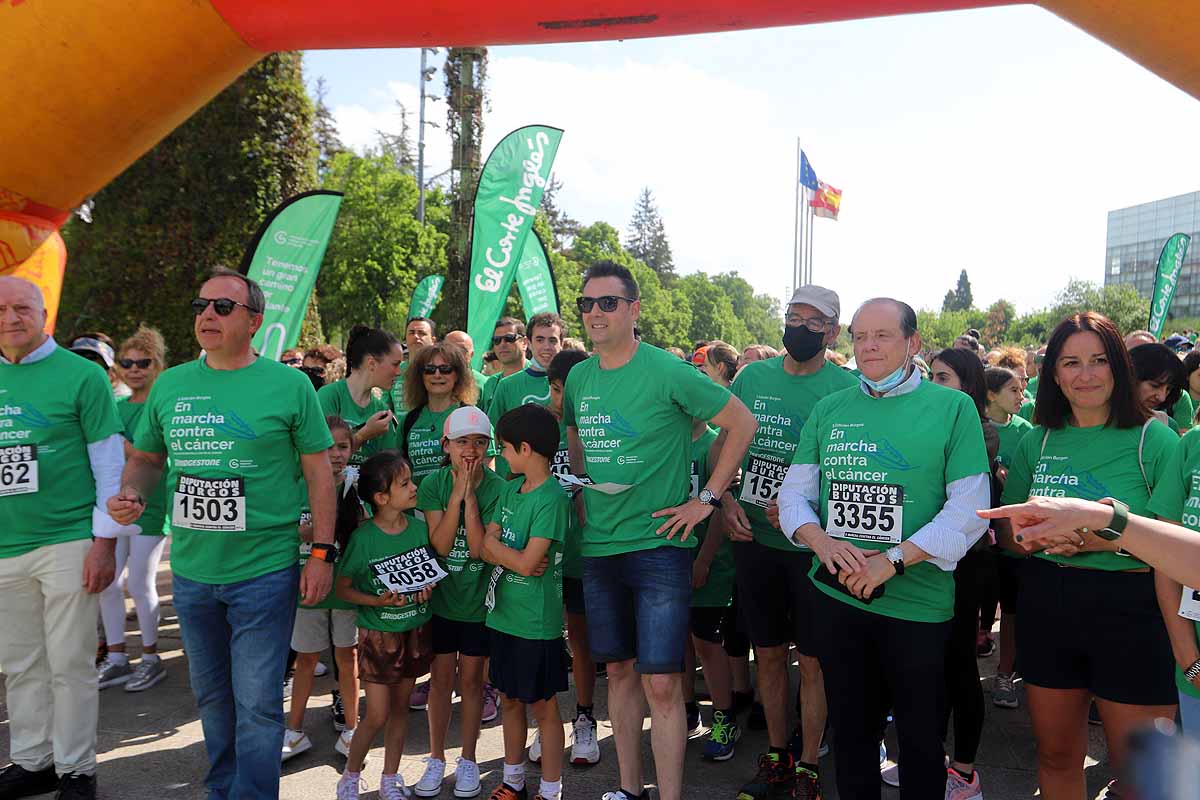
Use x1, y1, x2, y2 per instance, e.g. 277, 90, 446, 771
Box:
0, 556, 1123, 799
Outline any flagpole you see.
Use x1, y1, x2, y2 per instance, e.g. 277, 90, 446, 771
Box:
793, 138, 801, 292
807, 205, 814, 284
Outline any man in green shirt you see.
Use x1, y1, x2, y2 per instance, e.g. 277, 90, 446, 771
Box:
778, 298, 990, 800
563, 261, 757, 800
108, 268, 337, 800
444, 330, 491, 395
480, 317, 527, 413
487, 311, 566, 476
715, 286, 856, 800
0, 276, 128, 800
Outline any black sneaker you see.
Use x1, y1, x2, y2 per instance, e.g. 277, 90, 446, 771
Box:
748, 701, 767, 731
792, 767, 821, 800
737, 752, 796, 800
686, 701, 702, 736
55, 773, 96, 800
331, 688, 346, 732
0, 763, 59, 798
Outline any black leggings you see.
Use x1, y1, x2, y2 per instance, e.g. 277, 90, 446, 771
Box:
941, 548, 987, 765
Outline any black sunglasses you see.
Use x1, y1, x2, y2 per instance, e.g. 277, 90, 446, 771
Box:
576, 295, 636, 313
191, 297, 259, 316
423, 364, 455, 375
118, 358, 153, 369
492, 333, 522, 345
282, 357, 302, 366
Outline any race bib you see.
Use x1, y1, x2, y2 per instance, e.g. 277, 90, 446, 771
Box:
370, 546, 448, 594
739, 454, 787, 509
0, 444, 38, 497
551, 448, 572, 489
1180, 586, 1200, 622
826, 481, 904, 544
298, 512, 313, 557
484, 565, 504, 612
172, 475, 246, 531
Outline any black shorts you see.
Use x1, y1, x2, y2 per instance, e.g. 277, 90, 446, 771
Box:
733, 540, 817, 654
690, 606, 728, 645
487, 629, 569, 704
431, 615, 490, 658
996, 553, 1022, 614
1016, 557, 1176, 706
563, 576, 586, 616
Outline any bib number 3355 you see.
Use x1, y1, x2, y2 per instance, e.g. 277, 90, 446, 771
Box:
826, 480, 903, 544
172, 475, 246, 531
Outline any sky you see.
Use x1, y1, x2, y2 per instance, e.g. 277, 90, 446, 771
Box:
303, 5, 1200, 319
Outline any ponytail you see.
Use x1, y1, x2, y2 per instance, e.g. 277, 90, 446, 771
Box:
345, 324, 400, 376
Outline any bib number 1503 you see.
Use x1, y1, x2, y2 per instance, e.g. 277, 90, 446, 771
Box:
172, 475, 247, 532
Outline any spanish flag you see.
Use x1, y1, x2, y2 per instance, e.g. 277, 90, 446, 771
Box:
810, 181, 842, 220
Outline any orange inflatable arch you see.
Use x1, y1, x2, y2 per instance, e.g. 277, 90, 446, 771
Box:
1, 0, 1197, 274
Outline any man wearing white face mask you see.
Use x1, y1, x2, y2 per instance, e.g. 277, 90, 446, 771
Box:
777, 298, 991, 800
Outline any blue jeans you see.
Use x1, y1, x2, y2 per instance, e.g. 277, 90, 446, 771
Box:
174, 566, 298, 800
582, 545, 691, 674
1181, 690, 1200, 740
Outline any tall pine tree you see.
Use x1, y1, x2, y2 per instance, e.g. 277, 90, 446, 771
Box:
625, 187, 675, 282
314, 76, 347, 181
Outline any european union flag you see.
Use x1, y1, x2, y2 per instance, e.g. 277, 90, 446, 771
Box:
799, 151, 819, 191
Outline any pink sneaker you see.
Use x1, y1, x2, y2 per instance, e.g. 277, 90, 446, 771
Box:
409, 679, 431, 711
944, 767, 982, 800
481, 683, 499, 723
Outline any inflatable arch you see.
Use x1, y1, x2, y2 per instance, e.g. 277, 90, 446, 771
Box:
1, 0, 1197, 274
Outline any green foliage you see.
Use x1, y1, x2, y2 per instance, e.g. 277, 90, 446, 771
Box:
625, 188, 675, 283
941, 269, 974, 312
711, 271, 783, 348
917, 308, 987, 351
676, 273, 746, 348
60, 52, 317, 362
983, 299, 1016, 344
1049, 279, 1149, 336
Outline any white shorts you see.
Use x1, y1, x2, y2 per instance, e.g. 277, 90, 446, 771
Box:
291, 607, 358, 653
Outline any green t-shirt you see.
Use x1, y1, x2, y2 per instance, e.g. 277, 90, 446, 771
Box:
729, 358, 858, 551
993, 414, 1034, 468
318, 380, 398, 465
388, 361, 411, 413
1026, 375, 1039, 398
550, 418, 584, 580
1145, 427, 1200, 699
488, 368, 552, 477
1017, 398, 1035, 422
397, 404, 459, 485
1173, 392, 1195, 434
484, 476, 570, 640
479, 372, 502, 415
689, 427, 735, 608
117, 397, 167, 537
0, 347, 123, 558
416, 464, 507, 623
1000, 420, 1177, 570
793, 380, 990, 623
563, 343, 732, 557
134, 356, 334, 584
339, 517, 434, 632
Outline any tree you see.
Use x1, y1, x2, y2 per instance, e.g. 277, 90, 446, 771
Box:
540, 174, 580, 251
676, 273, 748, 347
375, 101, 415, 175
710, 271, 784, 347
942, 269, 973, 312
625, 188, 675, 282
313, 76, 347, 181
1051, 279, 1149, 336
983, 299, 1016, 344
60, 52, 318, 361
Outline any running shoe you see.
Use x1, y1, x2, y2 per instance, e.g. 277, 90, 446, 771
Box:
314, 660, 329, 677
792, 766, 821, 800
975, 632, 996, 658
337, 772, 364, 800
97, 657, 133, 690
528, 729, 542, 764
454, 758, 481, 798
281, 729, 312, 762
737, 752, 795, 800
570, 712, 601, 765
486, 784, 527, 800
124, 658, 166, 692
413, 757, 446, 797
599, 791, 647, 800
993, 672, 1019, 708
332, 689, 347, 731
54, 773, 97, 800
335, 729, 354, 757
880, 742, 900, 788
701, 710, 741, 761
686, 701, 702, 737
380, 775, 412, 800
410, 679, 431, 710
0, 763, 59, 798
944, 767, 983, 800
481, 684, 499, 723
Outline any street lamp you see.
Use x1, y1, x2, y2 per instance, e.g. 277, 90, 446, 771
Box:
417, 47, 438, 225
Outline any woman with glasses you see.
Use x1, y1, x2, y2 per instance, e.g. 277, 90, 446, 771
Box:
997, 312, 1179, 799
399, 343, 480, 486
96, 326, 171, 693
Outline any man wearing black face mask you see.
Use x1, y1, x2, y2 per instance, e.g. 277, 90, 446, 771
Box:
713, 285, 856, 800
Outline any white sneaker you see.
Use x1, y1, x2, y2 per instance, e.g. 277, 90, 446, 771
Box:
412, 757, 446, 797
124, 657, 166, 692
315, 661, 329, 677
570, 713, 600, 765
453, 758, 481, 798
281, 728, 312, 762
337, 772, 364, 800
880, 741, 900, 788
335, 729, 354, 757
97, 657, 133, 689
381, 775, 412, 800
528, 729, 542, 764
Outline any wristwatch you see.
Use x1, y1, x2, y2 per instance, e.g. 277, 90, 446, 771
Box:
1092, 498, 1130, 542
885, 546, 905, 575
1185, 658, 1200, 684
309, 542, 338, 563
698, 488, 723, 509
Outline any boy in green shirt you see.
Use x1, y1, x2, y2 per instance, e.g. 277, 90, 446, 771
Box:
481, 405, 572, 800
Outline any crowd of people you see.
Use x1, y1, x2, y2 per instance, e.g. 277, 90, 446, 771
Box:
2, 263, 1199, 800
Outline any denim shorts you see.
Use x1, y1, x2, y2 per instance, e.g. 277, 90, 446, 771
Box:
582, 545, 691, 674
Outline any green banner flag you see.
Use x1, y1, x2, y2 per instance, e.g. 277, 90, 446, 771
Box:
515, 232, 558, 317
467, 125, 563, 369
409, 274, 444, 321
1148, 233, 1191, 339
241, 190, 343, 360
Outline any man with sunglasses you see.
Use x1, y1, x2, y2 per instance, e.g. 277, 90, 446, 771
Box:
0, 277, 130, 800
480, 317, 528, 413
562, 261, 757, 800
107, 267, 338, 800
487, 312, 567, 477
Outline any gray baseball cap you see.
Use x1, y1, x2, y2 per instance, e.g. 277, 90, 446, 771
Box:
788, 285, 840, 320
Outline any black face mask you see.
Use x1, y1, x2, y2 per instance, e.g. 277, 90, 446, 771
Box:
783, 325, 826, 362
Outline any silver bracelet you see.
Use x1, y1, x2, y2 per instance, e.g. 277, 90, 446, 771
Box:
1185, 658, 1200, 683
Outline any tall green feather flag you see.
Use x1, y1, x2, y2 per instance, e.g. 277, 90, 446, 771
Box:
515, 232, 558, 316
408, 275, 444, 321
240, 190, 343, 360
467, 125, 563, 369
1148, 233, 1191, 339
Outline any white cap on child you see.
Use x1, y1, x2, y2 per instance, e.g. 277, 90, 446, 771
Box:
443, 406, 493, 440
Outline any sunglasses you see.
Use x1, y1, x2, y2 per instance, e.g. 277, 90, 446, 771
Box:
191, 297, 259, 316
492, 333, 522, 345
119, 358, 153, 369
576, 295, 636, 313
282, 357, 302, 366
423, 364, 455, 375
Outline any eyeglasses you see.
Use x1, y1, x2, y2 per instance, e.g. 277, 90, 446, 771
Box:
423, 364, 455, 375
191, 297, 259, 316
282, 357, 302, 366
786, 316, 832, 333
118, 358, 153, 369
576, 295, 636, 314
492, 333, 522, 345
